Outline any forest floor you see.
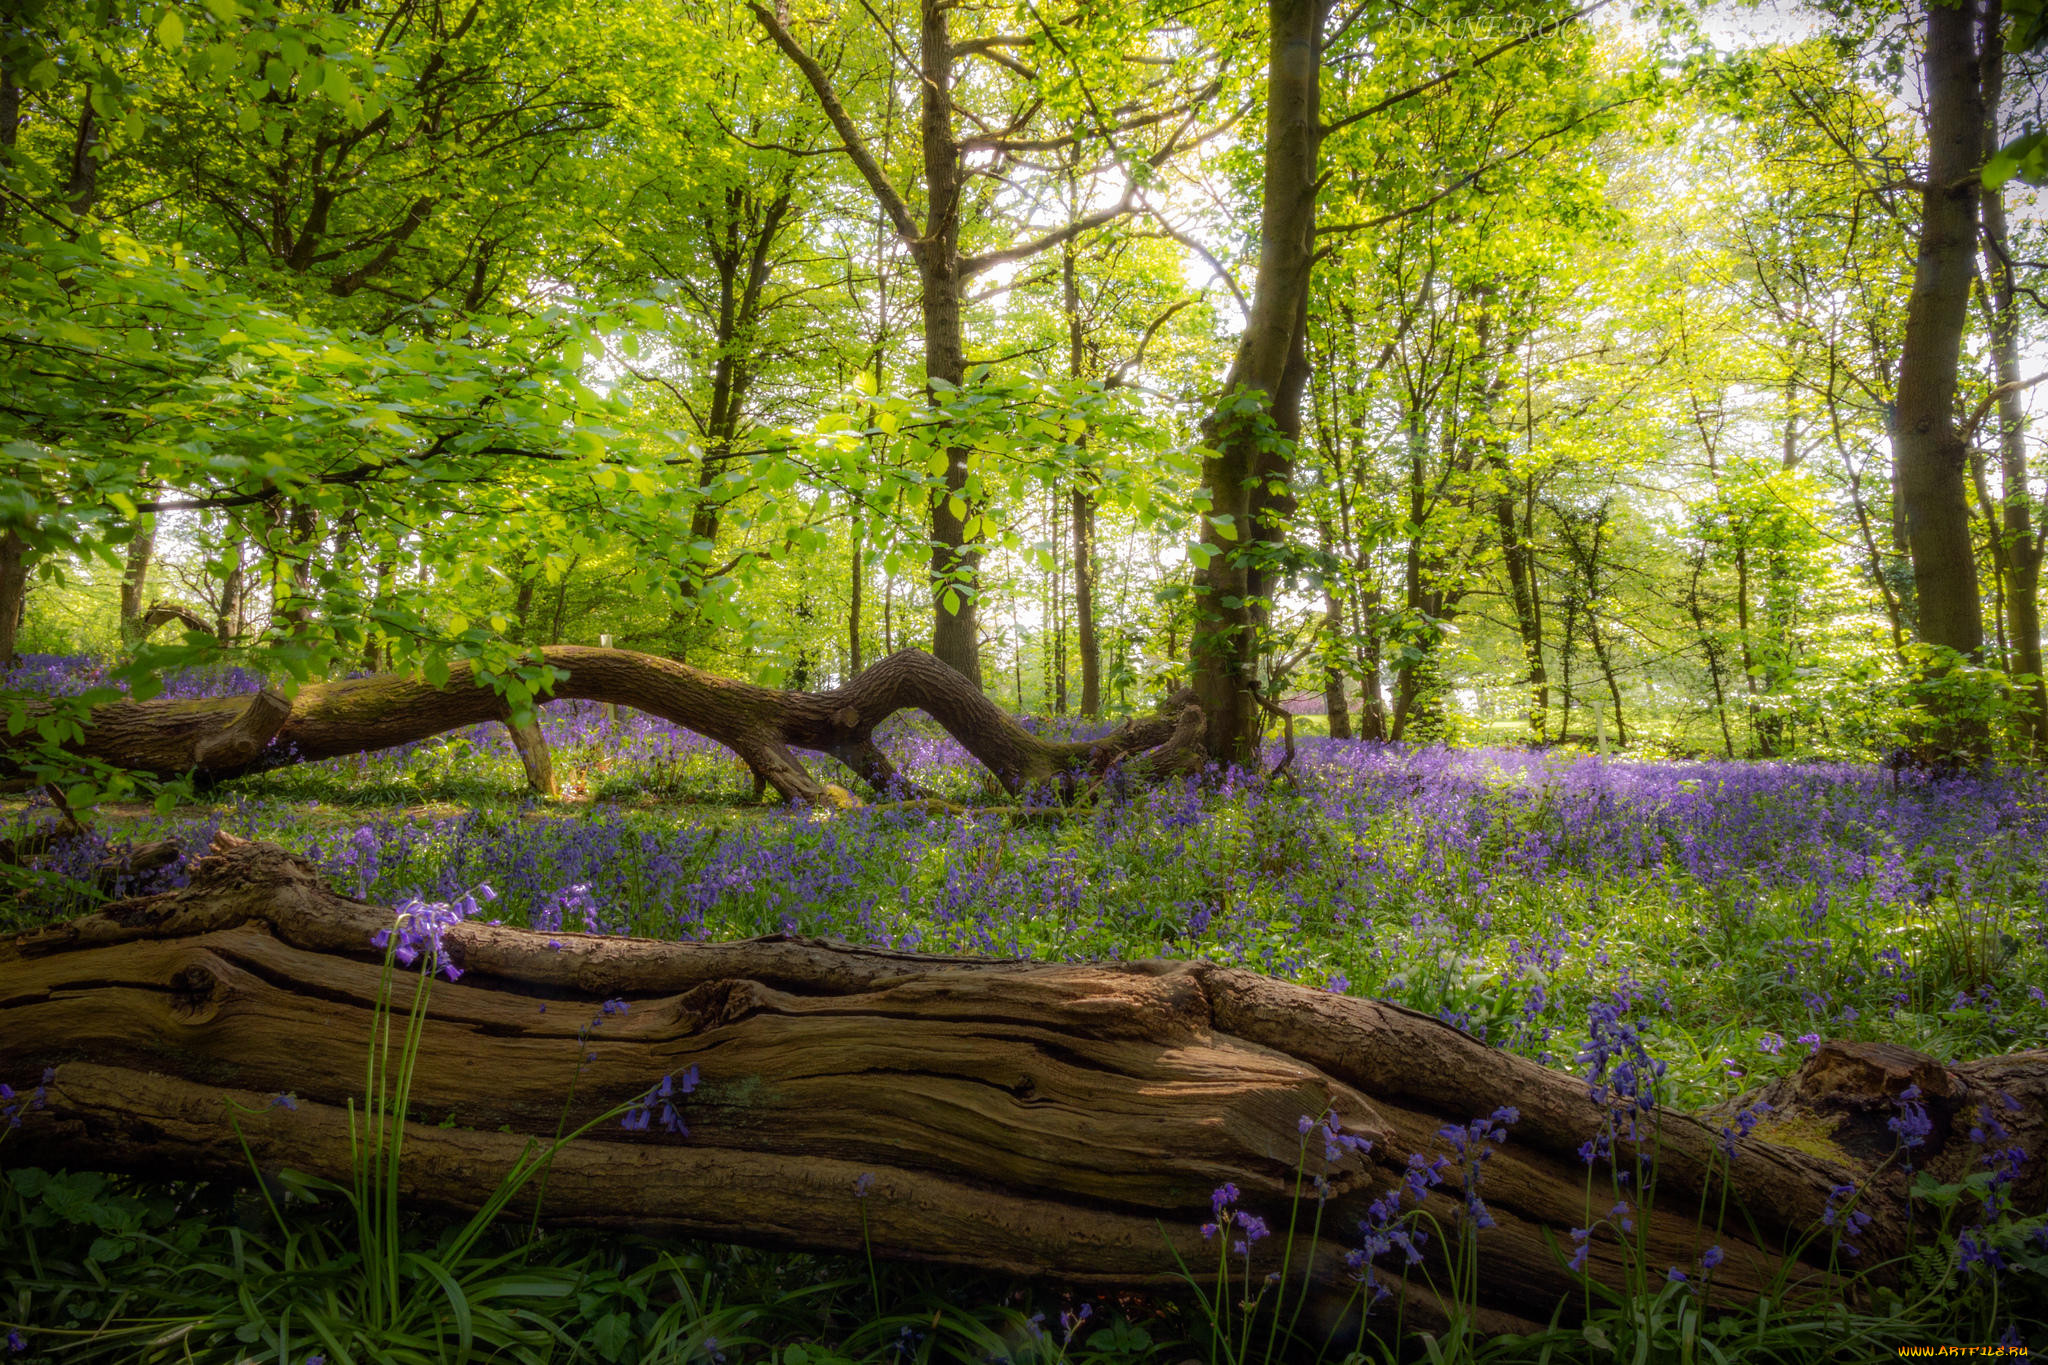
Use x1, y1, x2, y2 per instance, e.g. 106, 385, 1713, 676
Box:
4, 700, 2047, 1361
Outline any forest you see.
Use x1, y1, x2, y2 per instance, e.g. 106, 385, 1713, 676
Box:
3, 0, 2048, 1361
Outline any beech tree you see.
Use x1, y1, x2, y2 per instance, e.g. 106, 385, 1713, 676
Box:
747, 0, 1221, 690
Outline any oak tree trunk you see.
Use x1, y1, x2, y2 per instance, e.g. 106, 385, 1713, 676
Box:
7, 836, 2045, 1339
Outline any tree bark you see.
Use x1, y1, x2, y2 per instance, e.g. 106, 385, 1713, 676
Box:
1894, 0, 1988, 744
118, 506, 158, 644
6, 835, 2044, 1338
914, 0, 983, 688
849, 517, 865, 678
1492, 467, 1547, 743
0, 528, 27, 667
1060, 232, 1104, 720
502, 709, 556, 798
1192, 0, 1325, 766
1073, 488, 1101, 717
3, 648, 1201, 806
1978, 6, 2047, 752
217, 538, 247, 646
135, 602, 217, 641
1321, 582, 1352, 741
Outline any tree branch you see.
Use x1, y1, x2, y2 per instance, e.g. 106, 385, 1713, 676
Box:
1962, 372, 2048, 438
959, 190, 1136, 278
1318, 95, 1642, 238
1322, 0, 1613, 136
747, 3, 922, 248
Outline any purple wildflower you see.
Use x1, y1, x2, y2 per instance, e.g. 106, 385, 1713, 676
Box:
620, 1066, 698, 1136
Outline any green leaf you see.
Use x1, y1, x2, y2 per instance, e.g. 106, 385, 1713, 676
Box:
592, 1312, 632, 1361
1985, 129, 2048, 189
157, 8, 186, 49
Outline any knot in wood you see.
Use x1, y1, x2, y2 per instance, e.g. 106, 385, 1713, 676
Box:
169, 962, 224, 1020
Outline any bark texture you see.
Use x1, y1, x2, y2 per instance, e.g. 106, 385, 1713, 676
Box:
1893, 0, 1988, 725
1192, 0, 1326, 765
2, 647, 1197, 803
136, 602, 217, 641
0, 528, 27, 667
6, 836, 2043, 1337
1978, 8, 2046, 752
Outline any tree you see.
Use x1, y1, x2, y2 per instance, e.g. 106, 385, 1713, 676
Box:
1893, 0, 1990, 746
1187, 0, 1324, 765
749, 1, 1214, 689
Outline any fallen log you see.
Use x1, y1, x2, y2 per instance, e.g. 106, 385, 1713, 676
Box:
3, 648, 1197, 803
6, 836, 2042, 1340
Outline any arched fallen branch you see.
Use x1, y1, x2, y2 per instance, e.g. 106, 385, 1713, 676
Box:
3, 648, 1202, 802
5, 836, 2043, 1339
137, 602, 217, 641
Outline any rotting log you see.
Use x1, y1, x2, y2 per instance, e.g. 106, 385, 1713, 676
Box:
6, 837, 2045, 1339
1, 648, 1200, 803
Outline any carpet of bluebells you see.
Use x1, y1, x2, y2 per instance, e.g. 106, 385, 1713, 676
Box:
5, 652, 2048, 1361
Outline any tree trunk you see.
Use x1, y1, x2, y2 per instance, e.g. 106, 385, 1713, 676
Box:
7, 835, 2045, 1339
502, 709, 556, 798
1588, 614, 1627, 749
4, 647, 1208, 806
849, 519, 865, 678
270, 501, 320, 634
1894, 0, 1988, 745
1074, 489, 1101, 717
1060, 231, 1103, 720
1191, 0, 1325, 767
912, 0, 982, 689
217, 539, 247, 646
0, 528, 27, 667
1321, 584, 1351, 741
1492, 469, 1547, 743
118, 507, 158, 644
1978, 12, 2047, 751
1685, 546, 1738, 759
1350, 582, 1387, 742
513, 571, 537, 648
